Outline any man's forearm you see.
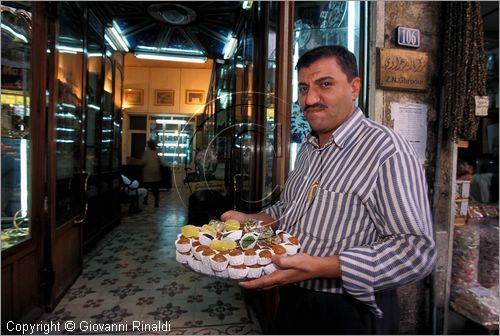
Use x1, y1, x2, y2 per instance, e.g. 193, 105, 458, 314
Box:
247, 212, 280, 230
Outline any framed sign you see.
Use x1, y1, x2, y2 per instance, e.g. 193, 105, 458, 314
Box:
155, 89, 174, 106
124, 88, 144, 105
185, 90, 205, 105
377, 48, 429, 91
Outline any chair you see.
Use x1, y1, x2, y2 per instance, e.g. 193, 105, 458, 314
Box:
120, 179, 141, 213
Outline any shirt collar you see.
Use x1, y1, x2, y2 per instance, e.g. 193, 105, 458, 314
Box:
306, 108, 365, 149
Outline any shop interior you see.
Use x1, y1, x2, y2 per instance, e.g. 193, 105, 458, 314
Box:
1, 1, 498, 334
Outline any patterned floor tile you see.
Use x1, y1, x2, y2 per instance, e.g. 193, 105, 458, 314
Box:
40, 188, 262, 335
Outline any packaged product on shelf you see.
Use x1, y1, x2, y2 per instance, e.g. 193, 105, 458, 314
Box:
476, 222, 499, 288
450, 285, 499, 329
451, 225, 480, 290
455, 180, 471, 199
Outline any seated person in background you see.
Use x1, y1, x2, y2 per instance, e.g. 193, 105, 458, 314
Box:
456, 159, 474, 181
456, 159, 498, 204
121, 174, 148, 206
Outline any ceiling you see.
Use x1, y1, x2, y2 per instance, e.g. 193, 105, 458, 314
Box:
91, 1, 246, 61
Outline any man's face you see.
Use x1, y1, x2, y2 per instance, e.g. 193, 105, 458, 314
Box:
298, 57, 360, 143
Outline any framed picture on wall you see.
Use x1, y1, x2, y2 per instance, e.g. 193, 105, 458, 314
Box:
124, 88, 144, 105
185, 90, 205, 105
155, 89, 175, 106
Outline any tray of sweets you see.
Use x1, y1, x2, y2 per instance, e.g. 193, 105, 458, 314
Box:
174, 219, 300, 280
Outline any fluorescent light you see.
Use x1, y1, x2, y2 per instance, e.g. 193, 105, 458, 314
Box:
56, 45, 83, 54
104, 34, 117, 51
347, 1, 356, 52
134, 52, 207, 63
137, 45, 158, 51
1, 23, 28, 43
105, 21, 129, 52
156, 120, 188, 125
242, 1, 253, 9
160, 47, 204, 55
223, 37, 238, 59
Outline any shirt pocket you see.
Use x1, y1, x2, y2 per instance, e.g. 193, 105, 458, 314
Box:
303, 187, 367, 245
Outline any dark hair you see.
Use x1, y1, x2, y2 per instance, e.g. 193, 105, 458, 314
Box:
296, 45, 358, 81
147, 140, 157, 151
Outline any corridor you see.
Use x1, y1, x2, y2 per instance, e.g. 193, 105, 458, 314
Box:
40, 188, 262, 334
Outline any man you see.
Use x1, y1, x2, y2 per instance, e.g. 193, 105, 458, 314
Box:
221, 45, 436, 334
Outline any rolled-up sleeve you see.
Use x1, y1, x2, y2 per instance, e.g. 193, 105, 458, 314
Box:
263, 200, 285, 221
339, 151, 436, 317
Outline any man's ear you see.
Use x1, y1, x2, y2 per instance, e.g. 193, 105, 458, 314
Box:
350, 77, 361, 101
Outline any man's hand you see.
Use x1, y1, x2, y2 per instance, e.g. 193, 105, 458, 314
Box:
220, 211, 279, 229
239, 254, 341, 290
220, 210, 247, 223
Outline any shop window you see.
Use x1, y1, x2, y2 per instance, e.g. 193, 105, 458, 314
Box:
289, 1, 363, 170
1, 5, 32, 250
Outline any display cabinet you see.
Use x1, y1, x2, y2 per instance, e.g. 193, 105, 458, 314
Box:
1, 4, 32, 251
44, 1, 86, 309
82, 10, 123, 250
149, 115, 194, 166
1, 2, 46, 327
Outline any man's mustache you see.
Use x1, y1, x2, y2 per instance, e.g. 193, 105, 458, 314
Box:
303, 103, 328, 112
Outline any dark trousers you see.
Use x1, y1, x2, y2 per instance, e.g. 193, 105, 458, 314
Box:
143, 181, 159, 206
271, 285, 400, 335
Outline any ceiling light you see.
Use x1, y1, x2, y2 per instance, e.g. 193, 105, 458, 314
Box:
104, 34, 117, 51
156, 120, 188, 125
223, 37, 238, 59
134, 52, 207, 63
242, 1, 253, 10
105, 21, 129, 52
1, 23, 28, 43
56, 45, 84, 54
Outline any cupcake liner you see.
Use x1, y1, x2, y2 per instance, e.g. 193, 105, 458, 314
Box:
247, 265, 263, 278
244, 253, 259, 266
187, 256, 202, 272
229, 252, 245, 266
214, 268, 229, 278
199, 233, 215, 246
175, 240, 192, 253
200, 263, 215, 276
228, 265, 248, 279
201, 251, 216, 266
281, 242, 299, 255
264, 263, 278, 275
210, 255, 229, 271
194, 245, 206, 260
175, 251, 190, 264
257, 249, 273, 265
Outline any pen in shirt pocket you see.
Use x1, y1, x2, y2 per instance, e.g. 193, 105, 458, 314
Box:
307, 181, 319, 202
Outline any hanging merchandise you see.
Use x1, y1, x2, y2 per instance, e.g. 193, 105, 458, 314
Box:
442, 2, 487, 141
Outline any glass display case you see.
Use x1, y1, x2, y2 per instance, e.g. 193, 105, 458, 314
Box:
1, 5, 32, 250
112, 67, 123, 170
100, 57, 114, 172
289, 1, 362, 170
84, 14, 104, 175
54, 1, 84, 227
149, 115, 194, 166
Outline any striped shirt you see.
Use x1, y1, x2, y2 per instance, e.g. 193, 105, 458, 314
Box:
264, 108, 436, 317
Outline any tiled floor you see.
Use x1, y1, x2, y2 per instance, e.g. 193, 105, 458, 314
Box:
41, 188, 262, 335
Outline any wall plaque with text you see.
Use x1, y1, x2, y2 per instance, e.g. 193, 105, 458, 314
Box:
377, 48, 429, 91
